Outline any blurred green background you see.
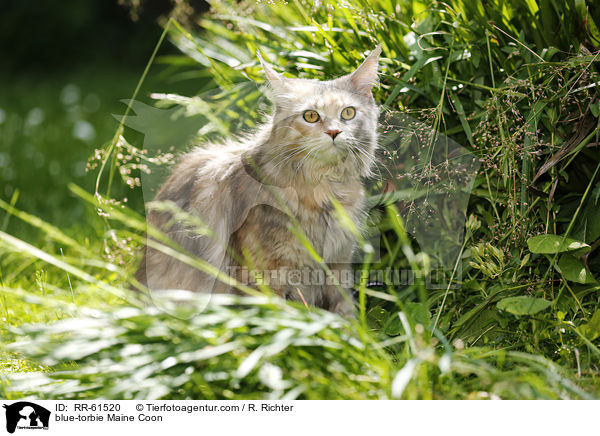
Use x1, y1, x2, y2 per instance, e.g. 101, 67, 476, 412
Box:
0, 0, 207, 234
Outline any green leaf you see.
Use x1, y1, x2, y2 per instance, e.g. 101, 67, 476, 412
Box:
527, 234, 590, 254
456, 308, 502, 345
367, 305, 389, 330
580, 310, 600, 341
384, 315, 403, 336
497, 296, 552, 316
384, 303, 431, 336
557, 255, 597, 284
590, 100, 600, 118
405, 302, 432, 326
449, 92, 474, 146
571, 182, 600, 243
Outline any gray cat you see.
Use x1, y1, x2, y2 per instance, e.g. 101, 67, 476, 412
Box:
136, 46, 381, 316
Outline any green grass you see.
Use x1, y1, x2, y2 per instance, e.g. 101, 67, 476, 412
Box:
0, 66, 145, 382
1, 0, 600, 399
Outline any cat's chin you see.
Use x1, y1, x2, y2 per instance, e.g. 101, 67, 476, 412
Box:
314, 140, 351, 161
299, 153, 361, 184
309, 149, 349, 167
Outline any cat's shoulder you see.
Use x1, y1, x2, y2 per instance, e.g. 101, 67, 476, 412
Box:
174, 139, 248, 179
187, 139, 249, 162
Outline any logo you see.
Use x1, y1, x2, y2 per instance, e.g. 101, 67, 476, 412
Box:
3, 402, 50, 434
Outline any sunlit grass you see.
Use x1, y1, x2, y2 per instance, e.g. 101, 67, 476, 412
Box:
1, 0, 600, 399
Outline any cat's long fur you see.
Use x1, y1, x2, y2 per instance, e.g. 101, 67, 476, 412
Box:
136, 46, 381, 315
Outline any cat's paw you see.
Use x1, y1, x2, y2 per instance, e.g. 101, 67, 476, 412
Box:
330, 300, 357, 318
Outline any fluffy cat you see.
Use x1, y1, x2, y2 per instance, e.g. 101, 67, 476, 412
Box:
136, 46, 381, 316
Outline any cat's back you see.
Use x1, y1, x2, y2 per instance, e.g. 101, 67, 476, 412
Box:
153, 138, 252, 209
177, 139, 250, 183
139, 138, 258, 292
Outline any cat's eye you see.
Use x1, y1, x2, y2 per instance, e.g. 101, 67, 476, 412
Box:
303, 110, 320, 123
341, 106, 356, 120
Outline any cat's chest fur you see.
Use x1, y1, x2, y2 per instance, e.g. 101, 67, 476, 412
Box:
231, 175, 364, 270
296, 178, 364, 256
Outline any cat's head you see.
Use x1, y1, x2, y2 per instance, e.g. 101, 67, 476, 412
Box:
258, 46, 381, 179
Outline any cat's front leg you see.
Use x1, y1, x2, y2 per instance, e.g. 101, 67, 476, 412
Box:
323, 263, 356, 318
328, 292, 356, 318
324, 264, 356, 317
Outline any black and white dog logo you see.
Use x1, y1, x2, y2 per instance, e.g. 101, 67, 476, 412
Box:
3, 402, 50, 434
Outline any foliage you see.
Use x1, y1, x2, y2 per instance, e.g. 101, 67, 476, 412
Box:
2, 291, 593, 400
2, 0, 600, 399
0, 67, 147, 234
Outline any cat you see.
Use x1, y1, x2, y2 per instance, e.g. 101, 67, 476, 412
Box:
135, 46, 381, 316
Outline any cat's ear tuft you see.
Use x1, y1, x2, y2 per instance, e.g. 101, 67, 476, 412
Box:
345, 44, 382, 97
257, 50, 286, 91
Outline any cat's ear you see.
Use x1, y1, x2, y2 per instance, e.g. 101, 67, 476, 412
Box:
257, 50, 287, 92
342, 44, 382, 97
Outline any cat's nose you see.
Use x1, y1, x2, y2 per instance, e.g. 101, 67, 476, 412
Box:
325, 129, 341, 140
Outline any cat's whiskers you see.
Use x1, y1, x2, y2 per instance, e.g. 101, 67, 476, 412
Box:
270, 141, 314, 172
344, 132, 376, 171
341, 132, 369, 169
293, 145, 322, 180
270, 119, 377, 180
353, 148, 376, 176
